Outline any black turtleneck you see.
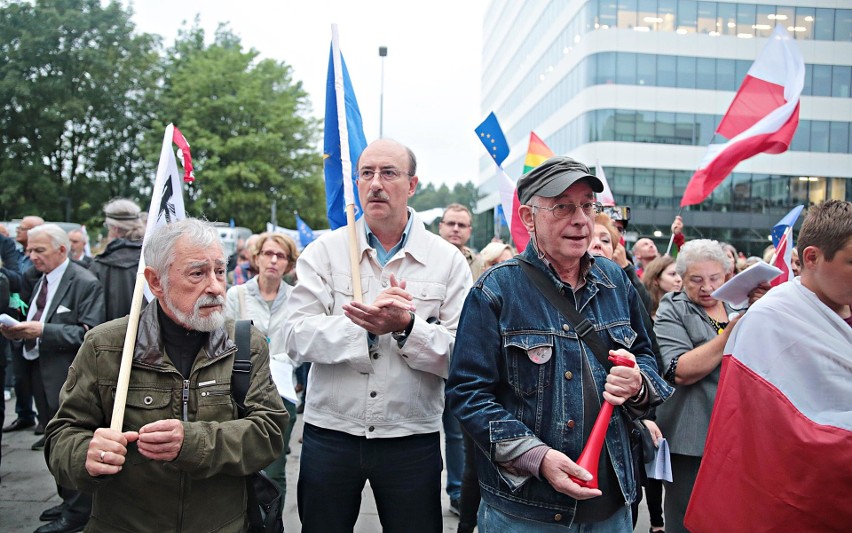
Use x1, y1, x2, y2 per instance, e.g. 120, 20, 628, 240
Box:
157, 302, 208, 378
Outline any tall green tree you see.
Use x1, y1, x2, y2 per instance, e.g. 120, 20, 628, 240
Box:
149, 24, 323, 232
0, 0, 161, 223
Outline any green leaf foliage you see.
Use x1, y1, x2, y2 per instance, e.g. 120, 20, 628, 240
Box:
0, 0, 161, 225
146, 23, 323, 233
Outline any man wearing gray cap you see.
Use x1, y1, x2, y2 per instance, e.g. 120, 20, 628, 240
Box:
89, 198, 144, 321
448, 156, 672, 531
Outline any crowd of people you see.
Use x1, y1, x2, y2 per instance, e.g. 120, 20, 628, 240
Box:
0, 142, 849, 533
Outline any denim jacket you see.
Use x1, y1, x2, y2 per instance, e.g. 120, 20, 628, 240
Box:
447, 247, 672, 526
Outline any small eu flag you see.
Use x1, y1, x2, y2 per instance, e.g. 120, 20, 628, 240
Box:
475, 112, 510, 167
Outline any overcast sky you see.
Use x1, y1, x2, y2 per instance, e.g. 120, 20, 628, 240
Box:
127, 0, 487, 188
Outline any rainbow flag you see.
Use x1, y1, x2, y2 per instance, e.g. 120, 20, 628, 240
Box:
522, 132, 554, 174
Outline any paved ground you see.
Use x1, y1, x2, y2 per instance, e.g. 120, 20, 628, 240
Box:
1, 396, 652, 532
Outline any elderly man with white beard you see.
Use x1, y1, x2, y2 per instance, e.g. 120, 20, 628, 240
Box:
43, 218, 288, 533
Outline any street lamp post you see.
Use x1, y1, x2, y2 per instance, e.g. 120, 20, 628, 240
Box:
379, 46, 387, 138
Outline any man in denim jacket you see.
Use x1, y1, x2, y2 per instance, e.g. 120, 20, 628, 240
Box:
448, 156, 672, 531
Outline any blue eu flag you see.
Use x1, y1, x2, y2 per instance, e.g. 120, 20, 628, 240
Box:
475, 112, 510, 167
295, 213, 316, 248
323, 44, 367, 230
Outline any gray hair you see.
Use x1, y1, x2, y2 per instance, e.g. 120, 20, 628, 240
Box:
675, 239, 732, 277
144, 219, 225, 283
28, 224, 71, 251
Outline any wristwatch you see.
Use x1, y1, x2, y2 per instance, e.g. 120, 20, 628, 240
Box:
392, 311, 416, 342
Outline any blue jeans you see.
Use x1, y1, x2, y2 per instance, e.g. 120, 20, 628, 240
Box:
478, 501, 632, 532
442, 404, 464, 501
297, 424, 443, 533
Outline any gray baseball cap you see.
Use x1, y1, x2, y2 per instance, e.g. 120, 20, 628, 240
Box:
517, 156, 603, 205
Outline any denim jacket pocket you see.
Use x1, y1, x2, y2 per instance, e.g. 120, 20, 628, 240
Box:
504, 333, 554, 397
606, 324, 637, 350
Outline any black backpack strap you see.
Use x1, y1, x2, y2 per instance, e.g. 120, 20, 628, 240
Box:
516, 256, 612, 371
232, 319, 253, 418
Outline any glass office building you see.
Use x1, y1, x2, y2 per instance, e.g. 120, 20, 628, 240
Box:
478, 0, 852, 254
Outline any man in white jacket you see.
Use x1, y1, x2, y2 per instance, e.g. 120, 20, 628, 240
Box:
284, 139, 472, 533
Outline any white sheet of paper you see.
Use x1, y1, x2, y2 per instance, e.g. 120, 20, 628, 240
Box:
269, 354, 298, 404
0, 313, 20, 327
711, 261, 782, 308
645, 437, 673, 482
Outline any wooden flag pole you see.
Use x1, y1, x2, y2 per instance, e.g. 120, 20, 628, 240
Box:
346, 204, 363, 303
110, 263, 147, 431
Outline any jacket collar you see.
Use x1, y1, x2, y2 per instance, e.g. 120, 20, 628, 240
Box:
133, 300, 235, 368
357, 207, 432, 266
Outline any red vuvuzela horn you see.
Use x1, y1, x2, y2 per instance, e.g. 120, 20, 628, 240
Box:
569, 354, 636, 489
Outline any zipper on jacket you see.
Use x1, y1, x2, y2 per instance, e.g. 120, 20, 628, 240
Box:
182, 379, 190, 422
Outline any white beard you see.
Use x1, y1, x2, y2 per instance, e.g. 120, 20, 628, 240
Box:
162, 293, 225, 332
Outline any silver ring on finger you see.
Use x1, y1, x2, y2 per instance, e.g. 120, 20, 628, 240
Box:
99, 450, 106, 462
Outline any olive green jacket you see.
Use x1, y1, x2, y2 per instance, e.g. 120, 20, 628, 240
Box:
45, 303, 287, 533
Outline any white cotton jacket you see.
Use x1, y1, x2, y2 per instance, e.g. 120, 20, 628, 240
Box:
225, 277, 298, 403
283, 209, 472, 438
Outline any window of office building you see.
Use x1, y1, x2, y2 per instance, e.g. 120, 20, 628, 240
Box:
829, 122, 849, 154
656, 169, 676, 206
677, 55, 697, 88
677, 0, 697, 33
598, 0, 617, 29
716, 57, 736, 91
697, 1, 716, 34
835, 9, 851, 41
695, 114, 716, 146
811, 121, 830, 152
716, 2, 737, 36
815, 8, 834, 40
636, 110, 656, 142
598, 51, 616, 85
791, 120, 811, 152
615, 110, 637, 140
736, 3, 756, 38
675, 112, 695, 144
832, 65, 851, 98
795, 7, 816, 39
658, 0, 677, 32
753, 5, 774, 38
637, 54, 656, 86
732, 173, 752, 211
696, 57, 716, 89
619, 0, 639, 28
637, 0, 659, 31
657, 55, 677, 87
617, 52, 637, 84
812, 64, 832, 97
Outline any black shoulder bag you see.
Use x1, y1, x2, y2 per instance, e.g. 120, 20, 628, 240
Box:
515, 258, 655, 476
232, 320, 285, 533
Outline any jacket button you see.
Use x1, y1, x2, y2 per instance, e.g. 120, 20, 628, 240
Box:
370, 391, 377, 398
566, 420, 575, 429
564, 371, 573, 380
372, 353, 379, 359
554, 513, 563, 521
368, 426, 375, 432
562, 324, 570, 331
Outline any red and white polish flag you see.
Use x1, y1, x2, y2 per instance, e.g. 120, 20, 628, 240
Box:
685, 280, 852, 531
681, 25, 804, 206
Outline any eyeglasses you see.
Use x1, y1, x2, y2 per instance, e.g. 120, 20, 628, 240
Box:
533, 201, 602, 219
358, 168, 409, 182
260, 250, 288, 261
441, 221, 470, 229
